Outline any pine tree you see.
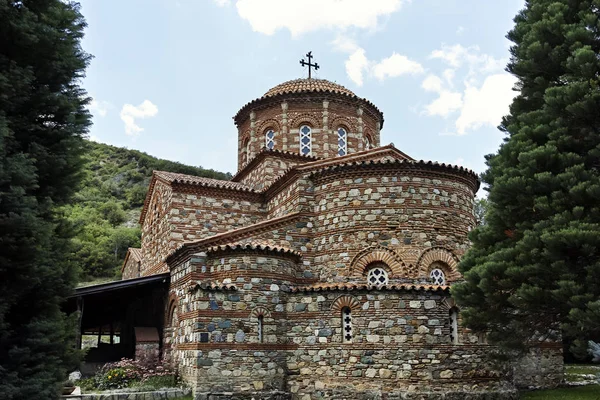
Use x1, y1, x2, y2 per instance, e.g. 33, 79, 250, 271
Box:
452, 0, 600, 355
0, 1, 91, 398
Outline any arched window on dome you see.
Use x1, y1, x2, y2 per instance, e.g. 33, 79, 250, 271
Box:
241, 137, 250, 164
299, 125, 312, 155
265, 129, 275, 150
337, 127, 347, 156
365, 135, 372, 150
341, 307, 353, 343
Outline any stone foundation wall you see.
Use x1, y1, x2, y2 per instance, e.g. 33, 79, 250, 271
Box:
512, 344, 564, 389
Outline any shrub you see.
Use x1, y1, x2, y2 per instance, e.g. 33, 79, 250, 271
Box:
90, 358, 177, 391
97, 367, 130, 390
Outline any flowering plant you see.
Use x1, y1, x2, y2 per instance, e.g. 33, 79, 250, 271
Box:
95, 358, 175, 390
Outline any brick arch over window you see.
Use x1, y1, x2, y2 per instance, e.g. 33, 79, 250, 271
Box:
257, 119, 281, 136
416, 247, 461, 281
329, 116, 357, 134
349, 245, 407, 278
440, 297, 459, 311
331, 295, 361, 312
289, 113, 321, 129
166, 295, 178, 327
250, 306, 272, 319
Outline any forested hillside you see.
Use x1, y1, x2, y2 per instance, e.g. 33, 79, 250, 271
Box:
68, 140, 230, 281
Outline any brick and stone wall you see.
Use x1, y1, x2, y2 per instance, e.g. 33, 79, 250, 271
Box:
237, 155, 303, 191
513, 344, 564, 389
140, 181, 174, 276
168, 189, 265, 243
122, 253, 141, 280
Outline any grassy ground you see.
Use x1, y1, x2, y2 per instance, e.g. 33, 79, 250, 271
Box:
520, 385, 600, 399
520, 364, 599, 399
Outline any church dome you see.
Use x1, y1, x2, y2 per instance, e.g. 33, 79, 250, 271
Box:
264, 79, 356, 98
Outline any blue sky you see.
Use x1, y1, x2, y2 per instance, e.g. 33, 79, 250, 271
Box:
82, 0, 524, 185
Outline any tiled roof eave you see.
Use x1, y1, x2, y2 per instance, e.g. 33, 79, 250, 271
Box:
165, 212, 309, 266
233, 91, 383, 128
290, 283, 450, 293
206, 242, 302, 259
307, 159, 481, 192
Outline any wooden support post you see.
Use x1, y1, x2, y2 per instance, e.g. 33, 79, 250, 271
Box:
76, 297, 84, 350
110, 322, 114, 345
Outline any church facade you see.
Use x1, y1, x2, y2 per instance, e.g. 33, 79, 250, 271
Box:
122, 78, 561, 399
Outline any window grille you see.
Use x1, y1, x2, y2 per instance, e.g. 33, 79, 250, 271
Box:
367, 267, 389, 286
430, 268, 446, 285
449, 308, 459, 344
337, 128, 347, 156
342, 307, 352, 343
265, 130, 275, 150
299, 125, 311, 155
257, 315, 264, 343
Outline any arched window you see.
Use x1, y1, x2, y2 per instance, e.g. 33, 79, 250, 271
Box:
257, 315, 264, 343
366, 266, 389, 287
299, 125, 311, 155
241, 137, 250, 164
342, 307, 352, 343
265, 129, 275, 150
337, 127, 347, 156
430, 268, 446, 285
449, 307, 459, 344
365, 135, 372, 150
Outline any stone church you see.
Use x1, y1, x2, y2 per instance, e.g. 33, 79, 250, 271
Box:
115, 76, 561, 399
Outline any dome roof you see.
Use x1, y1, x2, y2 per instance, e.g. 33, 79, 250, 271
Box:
264, 78, 356, 98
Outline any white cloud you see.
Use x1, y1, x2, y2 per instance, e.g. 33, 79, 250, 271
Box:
421, 75, 444, 93
331, 35, 360, 53
345, 48, 369, 87
430, 44, 505, 77
372, 53, 424, 81
455, 74, 517, 135
424, 90, 463, 117
213, 0, 230, 6
420, 44, 516, 135
88, 98, 112, 117
120, 100, 158, 136
235, 0, 403, 36
341, 47, 423, 86
456, 26, 465, 35
443, 69, 455, 86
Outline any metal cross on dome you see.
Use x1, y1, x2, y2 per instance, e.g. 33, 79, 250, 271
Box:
299, 51, 319, 79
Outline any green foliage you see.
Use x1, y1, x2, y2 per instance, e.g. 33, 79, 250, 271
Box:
474, 197, 489, 226
96, 368, 130, 390
69, 140, 230, 280
453, 0, 600, 357
84, 358, 177, 392
0, 1, 91, 398
520, 385, 600, 400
